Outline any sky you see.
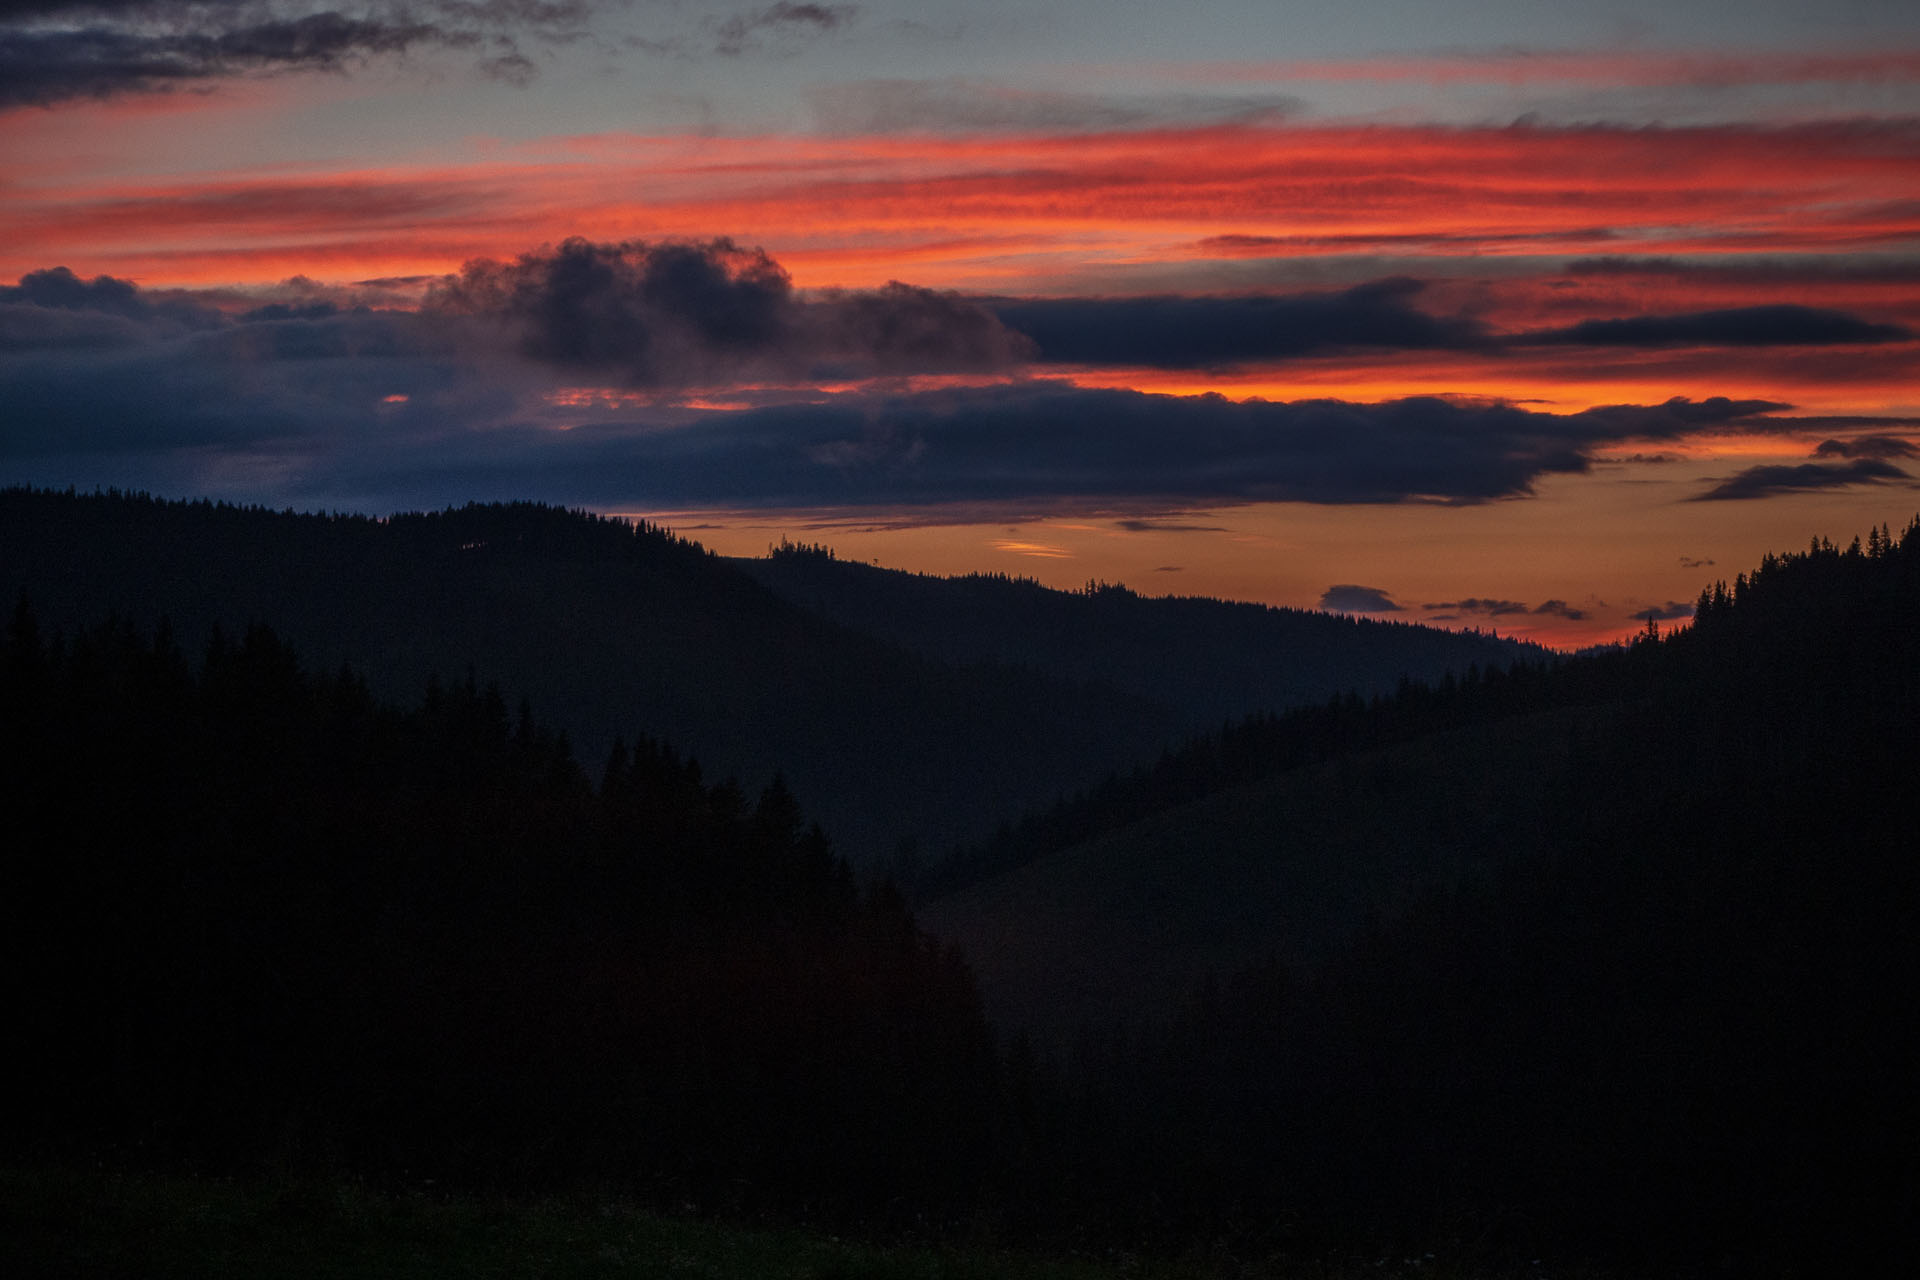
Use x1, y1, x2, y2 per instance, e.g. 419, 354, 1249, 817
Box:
3, 1, 1919, 645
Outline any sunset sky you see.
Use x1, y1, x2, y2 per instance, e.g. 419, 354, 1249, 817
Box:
4, 1, 1919, 644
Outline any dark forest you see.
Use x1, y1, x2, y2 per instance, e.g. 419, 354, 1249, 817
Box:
4, 490, 1916, 1276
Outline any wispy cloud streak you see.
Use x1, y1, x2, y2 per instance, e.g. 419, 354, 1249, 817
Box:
7, 119, 1919, 290
0, 0, 596, 108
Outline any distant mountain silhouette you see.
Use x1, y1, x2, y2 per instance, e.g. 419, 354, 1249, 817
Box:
0, 489, 1176, 862
737, 539, 1539, 731
0, 488, 1522, 864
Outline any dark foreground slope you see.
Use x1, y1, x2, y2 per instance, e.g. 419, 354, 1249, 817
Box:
932, 523, 1920, 1272
0, 488, 1179, 863
0, 611, 992, 1217
736, 541, 1536, 730
5, 513, 1914, 1274
923, 702, 1610, 1037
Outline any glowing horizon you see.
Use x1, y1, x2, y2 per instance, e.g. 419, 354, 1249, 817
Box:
3, 1, 1917, 648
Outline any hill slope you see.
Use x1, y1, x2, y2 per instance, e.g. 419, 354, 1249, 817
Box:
3, 488, 1527, 864
922, 702, 1612, 1039
735, 542, 1537, 730
926, 521, 1920, 1046
921, 522, 1920, 1270
0, 488, 1173, 863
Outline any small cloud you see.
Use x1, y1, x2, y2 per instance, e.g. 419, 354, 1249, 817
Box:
713, 3, 856, 57
1632, 601, 1697, 622
1113, 518, 1228, 532
1320, 584, 1403, 614
1526, 304, 1911, 348
0, 266, 144, 315
1691, 458, 1911, 501
1152, 565, 1183, 573
1678, 555, 1716, 568
1422, 597, 1530, 616
1812, 435, 1917, 459
992, 539, 1071, 559
1424, 595, 1587, 621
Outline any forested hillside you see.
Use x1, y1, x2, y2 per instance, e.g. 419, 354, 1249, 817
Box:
6, 497, 1914, 1276
0, 488, 1179, 864
737, 541, 1535, 730
0, 609, 993, 1218
2, 489, 1531, 866
932, 521, 1920, 1272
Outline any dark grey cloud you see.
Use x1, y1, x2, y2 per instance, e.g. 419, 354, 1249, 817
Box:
982, 286, 1902, 374
0, 302, 497, 461
0, 0, 592, 108
1813, 434, 1917, 459
0, 264, 145, 314
352, 274, 438, 288
0, 262, 523, 468
810, 281, 1035, 376
1572, 395, 1788, 436
1691, 458, 1912, 501
240, 300, 343, 323
0, 253, 1848, 516
424, 238, 1030, 385
1678, 555, 1715, 568
534, 386, 1772, 509
712, 3, 853, 57
1420, 596, 1589, 622
0, 266, 226, 350
1113, 518, 1229, 533
991, 278, 1488, 370
427, 237, 796, 380
1319, 585, 1402, 614
485, 387, 1796, 510
1632, 601, 1696, 623
1525, 304, 1911, 348
1422, 597, 1531, 616
806, 77, 1301, 135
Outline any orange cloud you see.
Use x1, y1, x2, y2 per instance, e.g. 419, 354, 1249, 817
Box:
1058, 340, 1918, 418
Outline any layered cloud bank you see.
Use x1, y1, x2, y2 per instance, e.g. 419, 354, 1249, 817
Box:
5, 242, 1913, 516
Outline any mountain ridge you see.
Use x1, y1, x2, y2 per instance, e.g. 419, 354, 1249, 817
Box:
2, 486, 1528, 864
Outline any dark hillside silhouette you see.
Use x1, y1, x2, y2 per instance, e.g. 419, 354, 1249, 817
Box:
739, 539, 1538, 729
0, 487, 1178, 864
0, 609, 994, 1217
923, 702, 1616, 1038
947, 519, 1920, 1273
7, 488, 1915, 1274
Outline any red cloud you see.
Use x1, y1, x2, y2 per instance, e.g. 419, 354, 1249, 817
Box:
7, 119, 1918, 291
